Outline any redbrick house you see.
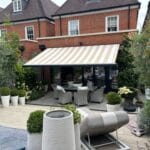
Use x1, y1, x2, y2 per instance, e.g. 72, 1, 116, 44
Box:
24, 0, 141, 92
0, 0, 59, 60
143, 1, 150, 29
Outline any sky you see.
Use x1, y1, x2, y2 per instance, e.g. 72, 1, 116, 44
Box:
0, 0, 149, 30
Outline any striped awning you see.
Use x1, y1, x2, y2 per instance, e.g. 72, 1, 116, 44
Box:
24, 44, 120, 66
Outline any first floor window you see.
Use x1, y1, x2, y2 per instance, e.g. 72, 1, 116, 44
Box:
106, 16, 119, 32
68, 20, 80, 35
25, 26, 34, 40
0, 29, 7, 38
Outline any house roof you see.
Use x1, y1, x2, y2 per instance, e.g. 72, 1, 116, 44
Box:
54, 0, 140, 16
0, 7, 3, 12
0, 0, 59, 24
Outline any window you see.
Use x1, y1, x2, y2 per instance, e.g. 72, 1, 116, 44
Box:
0, 29, 7, 38
68, 20, 80, 36
106, 16, 119, 32
25, 26, 34, 40
13, 0, 22, 12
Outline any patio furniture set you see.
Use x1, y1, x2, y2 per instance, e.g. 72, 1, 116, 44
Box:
51, 82, 104, 106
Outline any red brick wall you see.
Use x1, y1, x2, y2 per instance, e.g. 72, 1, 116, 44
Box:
0, 20, 55, 39
38, 31, 135, 48
55, 8, 138, 36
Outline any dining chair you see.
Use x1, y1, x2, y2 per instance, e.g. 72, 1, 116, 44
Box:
74, 87, 88, 106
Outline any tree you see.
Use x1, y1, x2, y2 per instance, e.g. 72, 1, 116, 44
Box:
0, 32, 20, 86
117, 36, 139, 88
130, 21, 150, 87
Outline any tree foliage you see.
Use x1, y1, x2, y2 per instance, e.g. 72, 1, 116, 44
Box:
0, 32, 20, 86
130, 21, 150, 86
117, 36, 138, 88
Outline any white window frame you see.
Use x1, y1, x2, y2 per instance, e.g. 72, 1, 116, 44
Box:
105, 15, 119, 32
25, 26, 34, 40
13, 0, 22, 12
68, 20, 80, 36
0, 29, 7, 38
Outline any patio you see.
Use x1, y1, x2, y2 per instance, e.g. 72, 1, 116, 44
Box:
0, 104, 149, 150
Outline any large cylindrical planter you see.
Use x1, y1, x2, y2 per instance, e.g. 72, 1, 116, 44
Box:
27, 133, 42, 150
107, 104, 121, 112
1, 96, 10, 108
11, 96, 18, 106
42, 110, 75, 150
74, 123, 81, 150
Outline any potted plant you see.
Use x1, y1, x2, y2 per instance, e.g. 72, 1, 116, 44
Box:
27, 110, 45, 150
0, 87, 10, 108
64, 104, 81, 150
18, 89, 26, 105
118, 86, 137, 112
106, 92, 121, 112
10, 88, 19, 106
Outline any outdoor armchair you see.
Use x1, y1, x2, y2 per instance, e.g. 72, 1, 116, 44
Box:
74, 87, 88, 106
51, 84, 58, 99
56, 85, 72, 104
90, 87, 104, 103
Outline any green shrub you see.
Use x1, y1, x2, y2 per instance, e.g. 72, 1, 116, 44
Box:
10, 88, 18, 96
64, 104, 81, 124
0, 87, 10, 96
18, 89, 26, 97
106, 92, 121, 105
29, 90, 45, 101
139, 101, 150, 133
27, 110, 45, 133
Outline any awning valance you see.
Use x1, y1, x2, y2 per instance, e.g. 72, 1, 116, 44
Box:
24, 44, 120, 66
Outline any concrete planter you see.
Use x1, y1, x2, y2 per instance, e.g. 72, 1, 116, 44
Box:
145, 88, 150, 100
42, 110, 75, 150
107, 104, 121, 112
19, 97, 25, 105
1, 96, 10, 108
27, 133, 42, 150
11, 96, 18, 106
74, 123, 81, 150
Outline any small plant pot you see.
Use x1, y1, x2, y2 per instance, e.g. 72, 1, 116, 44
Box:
19, 97, 25, 105
145, 88, 150, 100
107, 104, 121, 112
27, 133, 42, 150
11, 96, 18, 106
74, 123, 81, 150
1, 96, 10, 108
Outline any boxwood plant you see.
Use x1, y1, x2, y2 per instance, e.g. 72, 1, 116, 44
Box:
106, 92, 121, 105
27, 110, 45, 133
10, 88, 18, 96
0, 87, 10, 96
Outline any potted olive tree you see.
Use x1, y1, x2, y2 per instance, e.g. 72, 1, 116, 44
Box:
27, 110, 45, 150
0, 87, 10, 108
10, 88, 19, 106
64, 104, 81, 150
18, 89, 26, 105
106, 92, 121, 112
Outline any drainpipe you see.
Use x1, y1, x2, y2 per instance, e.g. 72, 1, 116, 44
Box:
59, 15, 62, 36
37, 18, 41, 38
128, 5, 131, 30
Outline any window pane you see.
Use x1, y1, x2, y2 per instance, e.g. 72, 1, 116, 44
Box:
69, 20, 79, 35
107, 16, 118, 32
26, 26, 34, 40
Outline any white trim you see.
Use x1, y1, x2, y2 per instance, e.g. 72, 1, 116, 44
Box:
20, 39, 38, 43
105, 15, 119, 32
13, 0, 22, 12
25, 25, 34, 40
53, 5, 139, 19
68, 20, 80, 36
37, 29, 138, 40
0, 29, 7, 37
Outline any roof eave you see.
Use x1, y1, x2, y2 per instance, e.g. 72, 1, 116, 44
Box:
52, 2, 141, 17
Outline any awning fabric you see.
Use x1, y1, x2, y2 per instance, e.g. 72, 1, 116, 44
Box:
24, 44, 120, 66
